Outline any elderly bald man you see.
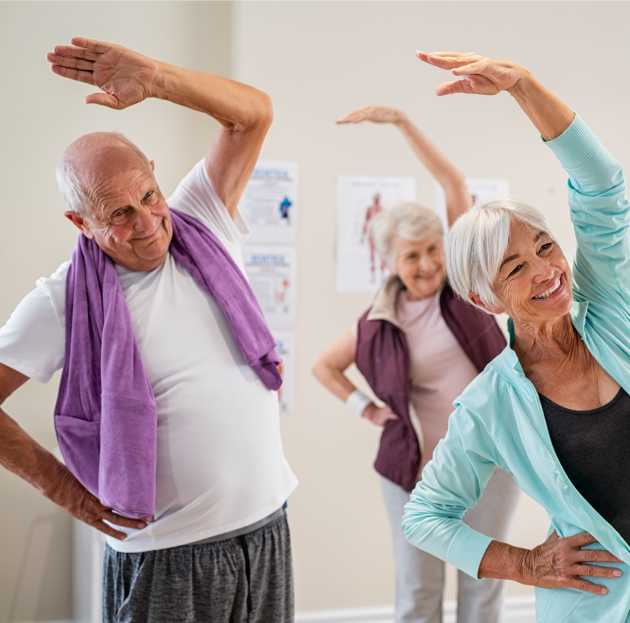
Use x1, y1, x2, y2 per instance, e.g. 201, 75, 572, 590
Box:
0, 38, 297, 623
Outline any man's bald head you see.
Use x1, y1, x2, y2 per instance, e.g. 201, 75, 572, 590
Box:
57, 132, 153, 218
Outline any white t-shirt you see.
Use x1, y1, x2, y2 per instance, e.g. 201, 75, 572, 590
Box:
0, 160, 298, 553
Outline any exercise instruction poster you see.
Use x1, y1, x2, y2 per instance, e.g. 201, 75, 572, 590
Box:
273, 331, 295, 414
243, 246, 296, 328
239, 160, 298, 244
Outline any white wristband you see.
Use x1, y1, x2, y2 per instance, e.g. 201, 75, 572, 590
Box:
345, 390, 373, 417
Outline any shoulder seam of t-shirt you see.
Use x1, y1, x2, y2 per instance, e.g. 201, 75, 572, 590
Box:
38, 274, 67, 339
198, 161, 251, 241
0, 352, 50, 384
169, 160, 250, 246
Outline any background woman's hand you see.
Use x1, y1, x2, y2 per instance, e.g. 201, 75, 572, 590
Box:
47, 38, 159, 109
337, 106, 406, 126
363, 403, 398, 426
416, 51, 529, 98
523, 530, 623, 595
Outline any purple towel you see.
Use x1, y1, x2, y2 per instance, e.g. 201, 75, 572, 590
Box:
54, 208, 282, 519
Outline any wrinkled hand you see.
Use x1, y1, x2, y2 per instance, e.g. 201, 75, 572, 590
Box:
46, 38, 159, 109
50, 468, 151, 540
523, 530, 623, 595
337, 106, 405, 126
416, 51, 528, 97
363, 404, 398, 427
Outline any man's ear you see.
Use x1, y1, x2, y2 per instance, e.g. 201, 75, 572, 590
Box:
64, 211, 94, 239
468, 292, 504, 315
150, 160, 155, 172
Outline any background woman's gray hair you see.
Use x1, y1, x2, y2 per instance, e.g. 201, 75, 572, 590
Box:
445, 196, 553, 311
56, 132, 151, 217
369, 202, 444, 268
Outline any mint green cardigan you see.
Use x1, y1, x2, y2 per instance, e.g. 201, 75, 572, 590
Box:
402, 115, 630, 623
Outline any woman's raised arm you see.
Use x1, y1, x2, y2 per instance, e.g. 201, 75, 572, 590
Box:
420, 51, 630, 305
337, 106, 470, 225
416, 52, 574, 141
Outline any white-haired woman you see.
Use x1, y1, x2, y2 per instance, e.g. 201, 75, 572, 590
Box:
402, 52, 630, 623
313, 108, 520, 623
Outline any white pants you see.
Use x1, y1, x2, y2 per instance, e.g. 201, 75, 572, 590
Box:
381, 468, 521, 623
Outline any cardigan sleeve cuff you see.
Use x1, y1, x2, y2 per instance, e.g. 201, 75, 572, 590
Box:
543, 114, 600, 170
446, 524, 494, 579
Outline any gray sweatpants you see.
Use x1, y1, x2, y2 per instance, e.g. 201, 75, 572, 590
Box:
102, 512, 293, 623
381, 468, 520, 623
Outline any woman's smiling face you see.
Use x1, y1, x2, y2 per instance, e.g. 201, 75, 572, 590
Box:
488, 218, 573, 323
392, 233, 445, 301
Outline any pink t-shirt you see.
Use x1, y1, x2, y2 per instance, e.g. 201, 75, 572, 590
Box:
395, 289, 478, 473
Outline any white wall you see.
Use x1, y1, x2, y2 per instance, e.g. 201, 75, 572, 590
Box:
2, 1, 630, 620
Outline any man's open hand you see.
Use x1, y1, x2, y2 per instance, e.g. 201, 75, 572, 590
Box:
47, 38, 159, 110
50, 468, 152, 540
416, 51, 528, 97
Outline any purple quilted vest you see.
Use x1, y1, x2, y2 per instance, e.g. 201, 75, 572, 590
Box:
355, 282, 505, 492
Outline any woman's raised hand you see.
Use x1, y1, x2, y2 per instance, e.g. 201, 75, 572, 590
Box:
523, 530, 623, 595
416, 51, 528, 98
337, 106, 406, 126
47, 38, 159, 110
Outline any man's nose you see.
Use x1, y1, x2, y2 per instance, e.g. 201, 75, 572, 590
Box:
132, 206, 157, 231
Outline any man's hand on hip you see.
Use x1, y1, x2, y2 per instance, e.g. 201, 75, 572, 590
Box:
49, 467, 152, 540
47, 38, 159, 110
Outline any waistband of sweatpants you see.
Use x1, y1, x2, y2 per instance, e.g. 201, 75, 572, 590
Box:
186, 507, 286, 546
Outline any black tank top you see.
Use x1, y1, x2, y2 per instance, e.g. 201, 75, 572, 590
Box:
541, 387, 630, 543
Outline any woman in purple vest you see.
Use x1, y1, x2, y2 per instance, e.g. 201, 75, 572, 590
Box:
313, 106, 521, 623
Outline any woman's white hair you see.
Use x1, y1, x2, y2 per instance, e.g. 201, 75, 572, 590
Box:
445, 196, 553, 311
369, 202, 444, 268
56, 132, 150, 217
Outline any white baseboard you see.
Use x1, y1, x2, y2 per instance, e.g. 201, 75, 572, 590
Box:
296, 595, 536, 623
36, 596, 536, 623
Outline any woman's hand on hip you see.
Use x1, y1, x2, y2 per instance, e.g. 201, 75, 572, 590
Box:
362, 404, 398, 426
523, 531, 623, 595
416, 51, 528, 97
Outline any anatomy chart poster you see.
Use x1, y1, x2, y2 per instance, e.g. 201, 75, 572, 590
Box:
238, 160, 298, 244
336, 176, 416, 293
273, 331, 295, 414
433, 178, 510, 232
243, 246, 296, 328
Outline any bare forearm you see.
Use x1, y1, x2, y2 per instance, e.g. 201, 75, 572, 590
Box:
0, 407, 68, 500
508, 72, 575, 142
395, 115, 470, 224
151, 62, 272, 131
312, 361, 358, 402
396, 115, 464, 188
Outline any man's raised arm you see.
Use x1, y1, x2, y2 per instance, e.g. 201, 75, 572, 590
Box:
47, 37, 273, 217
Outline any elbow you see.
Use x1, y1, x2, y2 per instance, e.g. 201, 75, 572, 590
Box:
254, 91, 274, 131
311, 359, 326, 384
451, 172, 467, 195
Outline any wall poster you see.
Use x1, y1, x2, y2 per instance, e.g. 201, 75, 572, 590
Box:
239, 160, 298, 244
336, 175, 416, 293
243, 246, 296, 328
273, 331, 295, 414
433, 178, 511, 231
